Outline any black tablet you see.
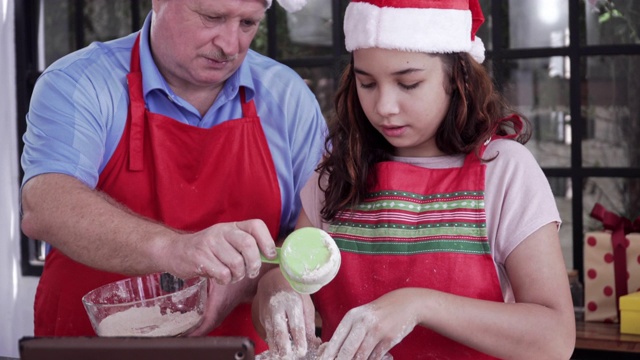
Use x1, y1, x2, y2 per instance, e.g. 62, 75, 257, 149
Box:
19, 336, 255, 360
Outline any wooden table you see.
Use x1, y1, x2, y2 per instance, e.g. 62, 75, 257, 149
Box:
573, 321, 640, 359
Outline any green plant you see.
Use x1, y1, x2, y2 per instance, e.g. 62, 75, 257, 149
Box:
591, 0, 639, 43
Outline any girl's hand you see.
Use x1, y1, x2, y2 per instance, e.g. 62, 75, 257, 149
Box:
319, 289, 417, 360
256, 268, 319, 358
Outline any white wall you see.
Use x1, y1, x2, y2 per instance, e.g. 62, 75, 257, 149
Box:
1, 0, 39, 357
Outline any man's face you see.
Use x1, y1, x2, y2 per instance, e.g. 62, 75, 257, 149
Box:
150, 0, 266, 91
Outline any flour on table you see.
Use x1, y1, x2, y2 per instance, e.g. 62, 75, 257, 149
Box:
256, 342, 393, 360
97, 305, 201, 337
256, 342, 324, 360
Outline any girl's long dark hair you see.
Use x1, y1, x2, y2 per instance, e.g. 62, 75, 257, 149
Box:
318, 52, 531, 221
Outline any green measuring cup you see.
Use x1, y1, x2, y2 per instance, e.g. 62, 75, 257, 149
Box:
261, 227, 341, 294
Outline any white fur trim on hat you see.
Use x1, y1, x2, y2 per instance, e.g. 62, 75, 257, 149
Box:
344, 1, 485, 63
266, 0, 309, 13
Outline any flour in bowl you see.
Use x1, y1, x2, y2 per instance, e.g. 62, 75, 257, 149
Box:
97, 305, 201, 337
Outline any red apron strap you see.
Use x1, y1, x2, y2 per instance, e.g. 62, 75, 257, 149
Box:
239, 87, 258, 118
126, 35, 145, 171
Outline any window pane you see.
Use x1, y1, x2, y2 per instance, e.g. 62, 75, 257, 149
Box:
293, 66, 336, 119
502, 58, 571, 167
551, 177, 573, 269
478, 0, 492, 51
583, 177, 640, 232
40, 0, 150, 68
582, 55, 640, 168
508, 0, 569, 49
83, 1, 136, 45
276, 1, 333, 59
583, 0, 640, 46
139, 0, 152, 24
41, 0, 75, 68
251, 19, 269, 56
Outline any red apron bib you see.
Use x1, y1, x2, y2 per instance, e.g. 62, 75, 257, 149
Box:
314, 149, 503, 359
34, 35, 280, 353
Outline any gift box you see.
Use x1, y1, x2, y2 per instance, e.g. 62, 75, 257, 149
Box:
583, 203, 640, 323
620, 291, 640, 335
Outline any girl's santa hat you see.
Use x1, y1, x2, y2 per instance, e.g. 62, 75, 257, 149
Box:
345, 0, 486, 63
268, 0, 486, 62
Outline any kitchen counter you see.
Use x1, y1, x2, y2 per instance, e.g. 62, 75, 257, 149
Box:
572, 320, 640, 359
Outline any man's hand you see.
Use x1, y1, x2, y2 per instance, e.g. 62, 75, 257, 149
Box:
164, 219, 278, 284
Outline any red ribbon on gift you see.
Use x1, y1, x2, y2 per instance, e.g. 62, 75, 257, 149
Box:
590, 203, 640, 312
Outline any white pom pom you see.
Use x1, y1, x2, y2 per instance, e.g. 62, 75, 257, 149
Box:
469, 37, 486, 63
276, 0, 308, 13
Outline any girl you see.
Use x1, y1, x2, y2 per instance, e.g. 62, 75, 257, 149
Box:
253, 1, 576, 359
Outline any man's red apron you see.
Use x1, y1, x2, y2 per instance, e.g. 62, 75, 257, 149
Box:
314, 147, 504, 359
34, 35, 280, 352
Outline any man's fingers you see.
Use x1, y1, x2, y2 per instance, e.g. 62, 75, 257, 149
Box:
235, 219, 277, 258
201, 238, 246, 283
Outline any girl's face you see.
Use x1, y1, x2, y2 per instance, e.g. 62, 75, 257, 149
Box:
353, 48, 451, 157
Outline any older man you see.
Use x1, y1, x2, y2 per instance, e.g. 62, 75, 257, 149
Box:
21, 0, 324, 352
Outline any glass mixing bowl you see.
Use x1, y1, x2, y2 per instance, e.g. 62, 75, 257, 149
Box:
82, 273, 207, 337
